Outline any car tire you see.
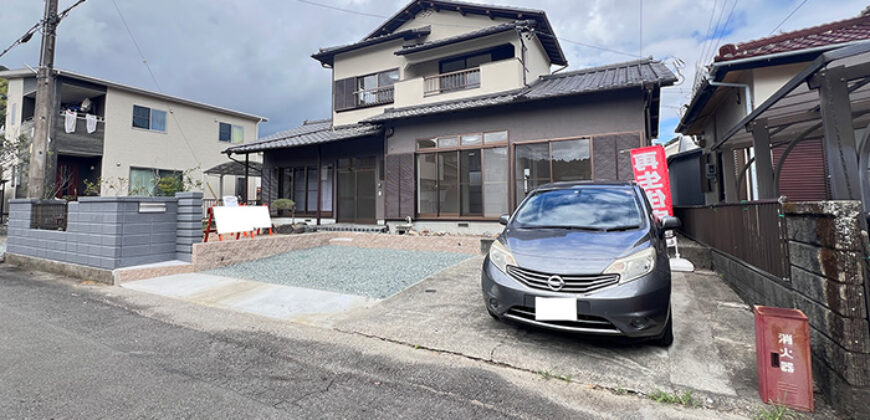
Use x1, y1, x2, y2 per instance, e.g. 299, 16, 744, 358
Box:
654, 313, 674, 347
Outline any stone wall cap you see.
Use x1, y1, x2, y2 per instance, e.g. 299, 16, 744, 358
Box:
77, 196, 177, 203
782, 200, 863, 216
174, 192, 204, 199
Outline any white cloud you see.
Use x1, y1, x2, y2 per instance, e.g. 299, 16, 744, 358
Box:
0, 0, 866, 140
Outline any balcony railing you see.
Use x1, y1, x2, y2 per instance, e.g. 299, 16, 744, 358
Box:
424, 68, 481, 96
354, 86, 395, 107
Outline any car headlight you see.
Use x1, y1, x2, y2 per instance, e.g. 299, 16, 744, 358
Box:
603, 247, 656, 284
488, 240, 517, 273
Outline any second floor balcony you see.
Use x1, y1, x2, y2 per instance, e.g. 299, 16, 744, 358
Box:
394, 58, 524, 109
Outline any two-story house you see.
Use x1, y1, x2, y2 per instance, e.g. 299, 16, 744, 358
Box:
0, 68, 265, 204
675, 10, 870, 205
226, 0, 676, 233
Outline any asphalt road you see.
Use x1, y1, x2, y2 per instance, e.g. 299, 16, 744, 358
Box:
0, 264, 741, 419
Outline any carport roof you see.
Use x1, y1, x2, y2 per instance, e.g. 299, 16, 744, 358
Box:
204, 160, 263, 177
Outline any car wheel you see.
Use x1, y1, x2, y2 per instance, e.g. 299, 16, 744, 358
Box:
654, 313, 674, 347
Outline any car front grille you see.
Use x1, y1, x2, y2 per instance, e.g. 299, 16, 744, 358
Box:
504, 306, 621, 334
506, 265, 618, 293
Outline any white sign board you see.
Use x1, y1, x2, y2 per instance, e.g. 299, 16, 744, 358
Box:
249, 206, 272, 229
212, 206, 273, 235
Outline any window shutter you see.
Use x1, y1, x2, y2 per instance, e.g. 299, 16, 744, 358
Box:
333, 78, 356, 111
398, 153, 415, 219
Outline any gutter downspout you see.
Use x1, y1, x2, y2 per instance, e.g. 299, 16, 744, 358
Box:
705, 74, 753, 116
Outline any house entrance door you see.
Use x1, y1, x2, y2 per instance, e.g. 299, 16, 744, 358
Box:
336, 157, 377, 224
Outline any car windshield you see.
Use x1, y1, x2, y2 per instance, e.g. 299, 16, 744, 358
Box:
513, 187, 645, 230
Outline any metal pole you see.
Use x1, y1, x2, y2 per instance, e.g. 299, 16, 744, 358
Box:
28, 0, 59, 199
817, 66, 861, 200
244, 154, 249, 203
750, 119, 776, 199
316, 145, 322, 226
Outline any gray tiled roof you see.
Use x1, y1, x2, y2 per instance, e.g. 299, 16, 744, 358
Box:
225, 120, 382, 154
365, 58, 677, 122
395, 20, 532, 56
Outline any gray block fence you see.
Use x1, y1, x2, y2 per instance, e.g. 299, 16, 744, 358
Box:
6, 192, 203, 270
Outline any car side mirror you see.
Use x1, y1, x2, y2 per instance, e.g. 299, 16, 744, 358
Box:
660, 216, 681, 230
499, 214, 510, 225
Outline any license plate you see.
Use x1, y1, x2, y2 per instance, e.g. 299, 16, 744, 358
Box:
535, 297, 577, 321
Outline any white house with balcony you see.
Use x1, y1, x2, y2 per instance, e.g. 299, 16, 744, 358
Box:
225, 0, 676, 234
0, 69, 266, 208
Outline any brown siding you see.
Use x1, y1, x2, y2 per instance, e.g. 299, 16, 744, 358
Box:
772, 138, 828, 201
592, 132, 641, 181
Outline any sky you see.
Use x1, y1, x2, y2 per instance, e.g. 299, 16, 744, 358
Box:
0, 0, 867, 142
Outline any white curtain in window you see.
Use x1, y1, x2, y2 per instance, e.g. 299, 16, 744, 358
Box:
231, 125, 244, 144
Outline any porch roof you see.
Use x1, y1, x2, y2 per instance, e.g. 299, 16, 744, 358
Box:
224, 120, 382, 154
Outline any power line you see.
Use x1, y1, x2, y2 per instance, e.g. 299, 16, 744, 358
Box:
110, 0, 201, 167
707, 0, 739, 61
696, 0, 721, 68
0, 0, 87, 61
769, 0, 810, 35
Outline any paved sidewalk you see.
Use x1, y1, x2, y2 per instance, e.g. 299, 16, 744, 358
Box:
123, 272, 375, 320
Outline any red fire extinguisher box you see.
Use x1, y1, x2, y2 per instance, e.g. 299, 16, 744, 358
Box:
754, 306, 814, 412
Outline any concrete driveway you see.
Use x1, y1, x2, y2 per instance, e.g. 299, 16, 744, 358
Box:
315, 257, 766, 414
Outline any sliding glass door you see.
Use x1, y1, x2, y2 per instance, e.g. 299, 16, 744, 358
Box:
515, 138, 592, 205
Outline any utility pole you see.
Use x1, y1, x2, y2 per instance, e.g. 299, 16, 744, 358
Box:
28, 0, 59, 199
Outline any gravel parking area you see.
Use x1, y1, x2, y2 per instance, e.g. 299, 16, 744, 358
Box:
206, 245, 473, 299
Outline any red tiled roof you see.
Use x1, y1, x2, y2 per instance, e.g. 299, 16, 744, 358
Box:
714, 13, 870, 62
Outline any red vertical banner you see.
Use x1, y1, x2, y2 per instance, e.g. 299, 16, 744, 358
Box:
630, 145, 673, 219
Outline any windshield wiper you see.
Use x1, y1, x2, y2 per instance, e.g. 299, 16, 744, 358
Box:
524, 225, 605, 231
604, 225, 642, 232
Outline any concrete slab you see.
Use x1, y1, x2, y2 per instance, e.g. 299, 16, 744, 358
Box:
122, 273, 374, 320
318, 257, 761, 413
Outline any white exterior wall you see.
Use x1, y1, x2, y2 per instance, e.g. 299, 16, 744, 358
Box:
751, 62, 809, 105
331, 11, 553, 126
101, 87, 260, 199
394, 8, 511, 40
332, 40, 407, 126
523, 34, 552, 81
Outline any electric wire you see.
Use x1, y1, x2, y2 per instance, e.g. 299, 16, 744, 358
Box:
110, 0, 201, 167
769, 0, 810, 35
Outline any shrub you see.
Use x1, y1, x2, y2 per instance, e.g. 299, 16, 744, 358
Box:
271, 198, 295, 210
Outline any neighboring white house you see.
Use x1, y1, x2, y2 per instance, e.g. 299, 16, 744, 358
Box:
0, 68, 265, 206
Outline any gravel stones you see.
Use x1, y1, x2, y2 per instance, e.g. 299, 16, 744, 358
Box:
206, 245, 472, 299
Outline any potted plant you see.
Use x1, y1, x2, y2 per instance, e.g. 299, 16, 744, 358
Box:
271, 198, 295, 218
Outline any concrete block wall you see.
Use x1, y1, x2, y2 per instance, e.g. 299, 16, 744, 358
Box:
6, 192, 202, 270
711, 200, 870, 414
175, 192, 203, 262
